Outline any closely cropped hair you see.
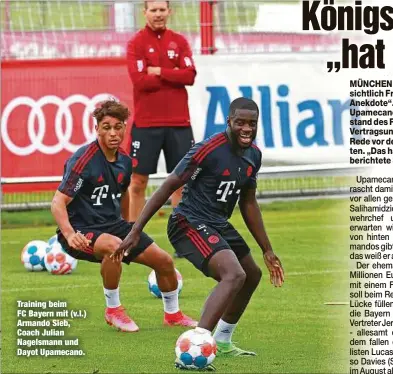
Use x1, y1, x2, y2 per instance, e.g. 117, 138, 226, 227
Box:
92, 99, 131, 124
144, 1, 170, 9
229, 97, 259, 117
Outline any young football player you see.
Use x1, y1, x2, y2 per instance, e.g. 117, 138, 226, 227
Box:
51, 99, 197, 332
113, 97, 284, 365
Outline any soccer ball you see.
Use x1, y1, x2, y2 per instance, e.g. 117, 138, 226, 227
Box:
175, 329, 217, 370
44, 242, 78, 275
21, 240, 50, 271
148, 268, 183, 298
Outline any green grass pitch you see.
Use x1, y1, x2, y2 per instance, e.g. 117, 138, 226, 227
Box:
1, 199, 349, 373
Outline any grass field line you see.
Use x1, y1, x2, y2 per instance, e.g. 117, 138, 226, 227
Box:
2, 223, 347, 245
2, 269, 346, 294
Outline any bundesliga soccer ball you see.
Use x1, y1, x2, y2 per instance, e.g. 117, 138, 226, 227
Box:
21, 240, 50, 271
44, 242, 78, 275
148, 268, 183, 298
175, 329, 217, 370
48, 234, 59, 247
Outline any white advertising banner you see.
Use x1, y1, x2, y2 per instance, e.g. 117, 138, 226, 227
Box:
188, 53, 350, 165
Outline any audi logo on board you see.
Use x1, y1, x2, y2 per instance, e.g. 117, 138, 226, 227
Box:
1, 94, 117, 156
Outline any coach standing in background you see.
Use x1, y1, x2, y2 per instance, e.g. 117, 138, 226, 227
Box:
126, 1, 196, 230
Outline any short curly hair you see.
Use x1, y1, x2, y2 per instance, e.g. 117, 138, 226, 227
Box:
92, 99, 131, 124
229, 97, 259, 118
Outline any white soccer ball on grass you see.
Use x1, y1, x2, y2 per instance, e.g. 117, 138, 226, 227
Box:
175, 329, 217, 370
21, 240, 50, 271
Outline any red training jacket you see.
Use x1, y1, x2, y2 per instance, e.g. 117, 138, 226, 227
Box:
127, 25, 197, 128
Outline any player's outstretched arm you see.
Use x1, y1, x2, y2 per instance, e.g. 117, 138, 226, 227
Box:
51, 191, 91, 250
112, 173, 185, 260
239, 188, 284, 287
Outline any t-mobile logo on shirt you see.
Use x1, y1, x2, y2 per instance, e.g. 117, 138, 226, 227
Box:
91, 185, 109, 206
216, 181, 236, 202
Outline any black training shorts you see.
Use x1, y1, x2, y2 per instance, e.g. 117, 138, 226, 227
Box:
130, 126, 194, 175
57, 220, 153, 264
167, 213, 251, 276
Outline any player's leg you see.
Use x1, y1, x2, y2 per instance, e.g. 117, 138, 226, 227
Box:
218, 254, 261, 324
163, 127, 194, 256
93, 233, 139, 332
129, 126, 164, 221
110, 219, 197, 327
213, 226, 262, 356
132, 243, 198, 327
199, 250, 247, 331
213, 254, 261, 356
58, 228, 139, 333
168, 217, 243, 372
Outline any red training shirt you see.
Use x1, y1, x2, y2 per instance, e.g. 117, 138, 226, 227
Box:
127, 25, 197, 128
